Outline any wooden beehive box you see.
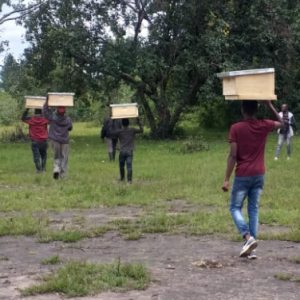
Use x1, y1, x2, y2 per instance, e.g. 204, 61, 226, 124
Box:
217, 68, 277, 100
25, 96, 46, 109
110, 103, 139, 119
48, 93, 75, 107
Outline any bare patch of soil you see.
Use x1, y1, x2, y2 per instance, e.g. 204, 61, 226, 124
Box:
1, 233, 300, 300
0, 201, 299, 300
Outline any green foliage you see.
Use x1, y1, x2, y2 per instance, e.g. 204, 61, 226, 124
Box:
22, 261, 151, 297
274, 274, 293, 281
41, 255, 61, 265
2, 0, 300, 136
181, 135, 210, 154
0, 91, 19, 125
0, 215, 49, 236
0, 123, 28, 143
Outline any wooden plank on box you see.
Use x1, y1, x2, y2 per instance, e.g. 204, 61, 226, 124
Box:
48, 93, 74, 107
110, 103, 139, 119
217, 68, 277, 100
25, 96, 46, 109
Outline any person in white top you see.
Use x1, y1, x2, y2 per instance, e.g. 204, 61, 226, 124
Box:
274, 104, 296, 160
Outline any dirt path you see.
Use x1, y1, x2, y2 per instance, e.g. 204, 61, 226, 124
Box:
1, 232, 300, 300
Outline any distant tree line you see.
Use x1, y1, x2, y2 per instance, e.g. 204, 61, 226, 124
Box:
1, 0, 300, 136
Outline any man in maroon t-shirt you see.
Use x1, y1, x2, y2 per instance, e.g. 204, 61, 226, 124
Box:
22, 108, 50, 173
222, 101, 283, 259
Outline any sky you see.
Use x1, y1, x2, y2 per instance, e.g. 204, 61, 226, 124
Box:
0, 2, 29, 65
0, 1, 149, 66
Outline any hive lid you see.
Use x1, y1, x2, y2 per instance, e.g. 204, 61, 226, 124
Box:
25, 96, 46, 100
47, 93, 75, 96
217, 68, 275, 78
110, 103, 138, 107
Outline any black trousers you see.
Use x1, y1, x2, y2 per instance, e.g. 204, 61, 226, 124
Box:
119, 151, 133, 181
31, 140, 48, 171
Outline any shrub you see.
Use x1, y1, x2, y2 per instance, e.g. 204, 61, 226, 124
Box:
181, 135, 210, 154
0, 92, 19, 125
1, 123, 29, 143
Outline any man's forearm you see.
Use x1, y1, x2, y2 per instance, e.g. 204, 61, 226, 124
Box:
225, 155, 236, 181
268, 102, 283, 123
21, 109, 29, 121
43, 103, 52, 121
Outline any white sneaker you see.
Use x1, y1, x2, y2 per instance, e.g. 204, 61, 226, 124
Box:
240, 237, 258, 257
248, 250, 257, 260
274, 157, 278, 161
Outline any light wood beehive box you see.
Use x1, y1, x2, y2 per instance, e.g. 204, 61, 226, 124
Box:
217, 68, 277, 100
48, 93, 75, 107
110, 103, 139, 119
25, 96, 46, 109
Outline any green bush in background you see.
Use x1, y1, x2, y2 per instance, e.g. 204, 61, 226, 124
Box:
0, 91, 19, 125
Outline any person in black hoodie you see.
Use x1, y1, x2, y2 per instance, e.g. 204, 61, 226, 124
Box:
43, 97, 73, 179
101, 115, 122, 162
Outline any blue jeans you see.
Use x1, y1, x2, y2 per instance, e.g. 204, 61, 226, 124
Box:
230, 175, 264, 239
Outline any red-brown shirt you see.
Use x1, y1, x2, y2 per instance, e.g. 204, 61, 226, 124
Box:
23, 117, 50, 142
229, 119, 275, 177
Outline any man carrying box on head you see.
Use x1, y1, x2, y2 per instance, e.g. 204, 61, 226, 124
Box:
222, 101, 283, 259
43, 97, 73, 180
109, 118, 143, 183
21, 108, 50, 173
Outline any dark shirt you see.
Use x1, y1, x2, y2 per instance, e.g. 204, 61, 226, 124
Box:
229, 119, 275, 177
109, 122, 143, 152
101, 118, 122, 139
280, 112, 289, 134
43, 103, 73, 144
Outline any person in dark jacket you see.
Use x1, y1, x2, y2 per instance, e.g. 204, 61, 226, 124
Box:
101, 116, 122, 162
22, 108, 50, 173
43, 98, 73, 180
109, 118, 143, 183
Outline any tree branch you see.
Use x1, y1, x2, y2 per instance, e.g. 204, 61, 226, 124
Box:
0, 1, 47, 25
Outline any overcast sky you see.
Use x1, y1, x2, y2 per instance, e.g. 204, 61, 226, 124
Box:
0, 2, 29, 65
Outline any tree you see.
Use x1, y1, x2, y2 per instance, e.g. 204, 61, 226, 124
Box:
17, 0, 300, 136
0, 0, 48, 53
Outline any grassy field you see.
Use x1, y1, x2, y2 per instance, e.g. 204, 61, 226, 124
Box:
0, 122, 300, 243
1, 122, 300, 297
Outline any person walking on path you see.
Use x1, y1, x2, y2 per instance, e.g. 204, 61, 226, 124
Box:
274, 104, 296, 160
109, 118, 143, 183
222, 101, 283, 259
43, 98, 73, 180
101, 115, 122, 162
22, 108, 50, 173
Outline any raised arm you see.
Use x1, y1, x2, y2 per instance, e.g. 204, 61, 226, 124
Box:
21, 108, 30, 122
265, 101, 284, 130
134, 118, 144, 134
43, 96, 53, 121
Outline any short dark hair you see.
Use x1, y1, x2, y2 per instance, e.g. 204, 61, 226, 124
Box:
242, 101, 258, 116
122, 118, 129, 127
34, 109, 42, 115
